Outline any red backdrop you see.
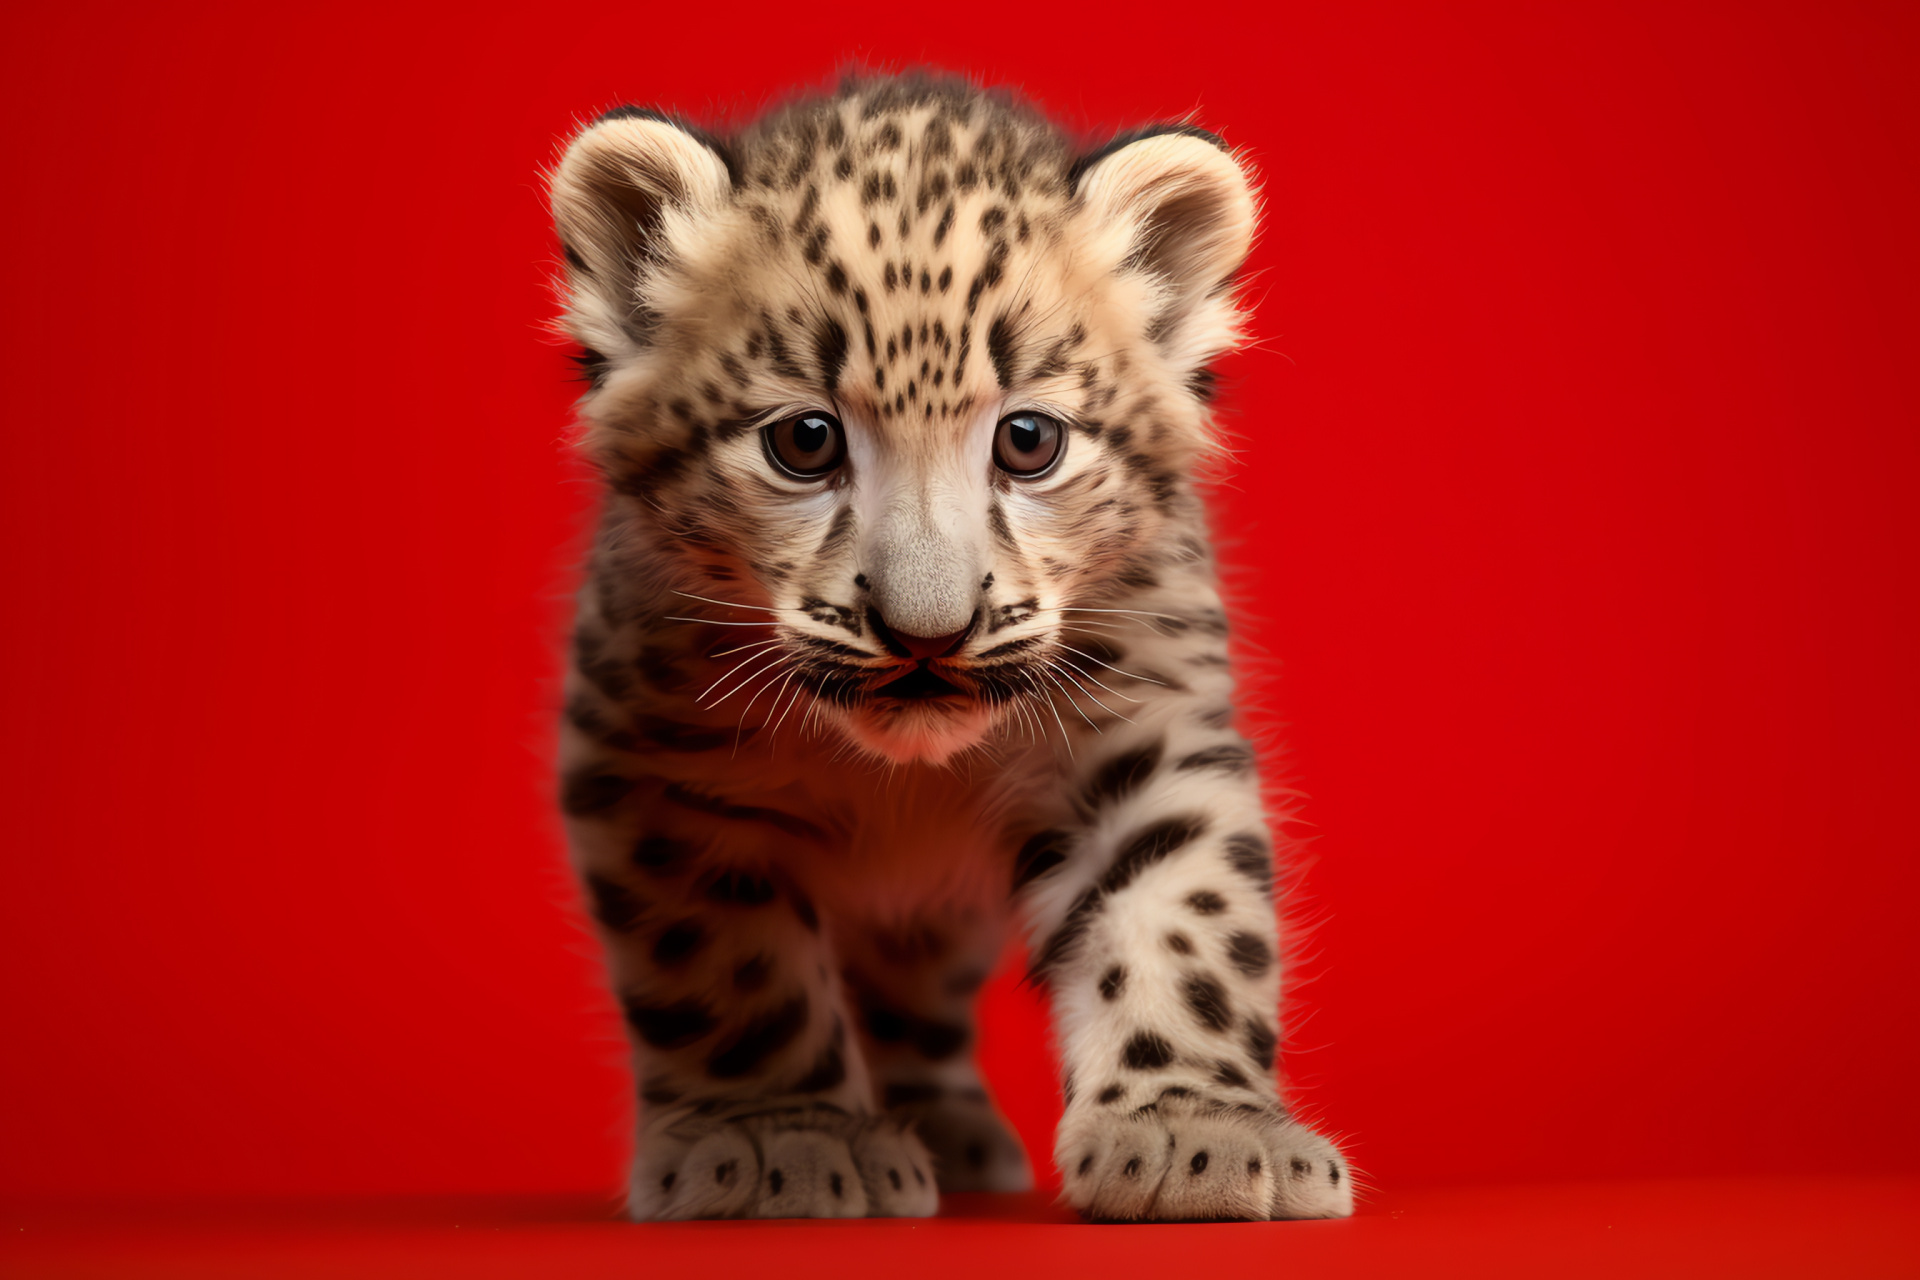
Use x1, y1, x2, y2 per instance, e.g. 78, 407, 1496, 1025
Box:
2, 1, 1915, 1200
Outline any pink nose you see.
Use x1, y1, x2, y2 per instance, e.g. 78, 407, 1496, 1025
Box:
868, 608, 978, 661
894, 626, 972, 661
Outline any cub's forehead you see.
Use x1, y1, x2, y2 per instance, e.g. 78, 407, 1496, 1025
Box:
663, 89, 1089, 431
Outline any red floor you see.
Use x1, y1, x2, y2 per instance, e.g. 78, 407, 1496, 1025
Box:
5, 1179, 1915, 1279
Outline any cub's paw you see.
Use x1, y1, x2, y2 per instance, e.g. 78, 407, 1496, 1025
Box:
1055, 1097, 1352, 1222
630, 1105, 939, 1220
884, 1084, 1032, 1192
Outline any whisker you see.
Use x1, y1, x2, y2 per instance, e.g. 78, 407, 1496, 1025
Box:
1055, 606, 1186, 622
1048, 660, 1132, 722
695, 644, 784, 703
731, 659, 794, 723
1037, 664, 1103, 732
1053, 642, 1160, 693
671, 590, 795, 616
1022, 668, 1079, 751
766, 671, 809, 742
664, 616, 781, 628
710, 638, 788, 659
700, 651, 789, 708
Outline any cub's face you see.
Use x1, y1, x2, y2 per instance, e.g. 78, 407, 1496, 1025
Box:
553, 87, 1255, 762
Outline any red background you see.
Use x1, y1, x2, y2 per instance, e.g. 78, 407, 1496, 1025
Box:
2, 0, 1916, 1205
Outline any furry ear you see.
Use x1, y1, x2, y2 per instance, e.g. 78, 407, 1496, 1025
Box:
1072, 126, 1257, 298
551, 107, 733, 355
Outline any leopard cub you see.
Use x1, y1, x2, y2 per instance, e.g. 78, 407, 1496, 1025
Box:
550, 73, 1352, 1221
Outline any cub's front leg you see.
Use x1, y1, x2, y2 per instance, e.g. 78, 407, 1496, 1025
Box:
1020, 699, 1354, 1222
561, 718, 937, 1220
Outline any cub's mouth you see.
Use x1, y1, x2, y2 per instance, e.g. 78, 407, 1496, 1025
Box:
871, 663, 968, 702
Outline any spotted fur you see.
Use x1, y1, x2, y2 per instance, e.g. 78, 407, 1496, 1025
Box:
549, 73, 1352, 1222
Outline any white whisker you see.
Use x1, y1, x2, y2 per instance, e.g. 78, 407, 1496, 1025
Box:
1022, 668, 1076, 754
665, 616, 782, 628
1037, 664, 1102, 732
1048, 660, 1131, 722
671, 590, 795, 616
700, 651, 789, 708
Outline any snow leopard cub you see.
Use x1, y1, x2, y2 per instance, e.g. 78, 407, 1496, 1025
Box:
551, 74, 1353, 1222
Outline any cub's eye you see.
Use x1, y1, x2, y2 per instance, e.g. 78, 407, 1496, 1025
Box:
992, 412, 1066, 478
763, 412, 847, 479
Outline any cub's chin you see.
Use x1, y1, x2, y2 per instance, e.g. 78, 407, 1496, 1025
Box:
840, 696, 996, 765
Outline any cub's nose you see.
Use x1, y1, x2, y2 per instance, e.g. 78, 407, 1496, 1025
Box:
869, 609, 977, 661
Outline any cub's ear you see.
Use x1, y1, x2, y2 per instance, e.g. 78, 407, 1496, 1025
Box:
1071, 125, 1257, 299
551, 107, 734, 353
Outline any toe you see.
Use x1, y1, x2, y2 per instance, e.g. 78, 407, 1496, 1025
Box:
1152, 1110, 1275, 1221
849, 1120, 940, 1217
657, 1126, 760, 1220
751, 1128, 870, 1219
1068, 1109, 1175, 1221
1267, 1121, 1355, 1219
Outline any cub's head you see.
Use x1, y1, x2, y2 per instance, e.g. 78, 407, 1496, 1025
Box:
552, 77, 1256, 763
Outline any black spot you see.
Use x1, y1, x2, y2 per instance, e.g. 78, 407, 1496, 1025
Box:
1176, 743, 1255, 774
1099, 966, 1126, 1000
705, 869, 778, 905
789, 886, 820, 932
663, 783, 827, 842
1166, 932, 1193, 955
622, 997, 716, 1048
830, 1171, 844, 1198
715, 1158, 736, 1183
1190, 1151, 1210, 1174
561, 768, 634, 816
1330, 1161, 1343, 1185
584, 873, 643, 931
888, 1168, 903, 1190
571, 347, 610, 389
707, 994, 809, 1078
882, 1081, 943, 1107
636, 717, 734, 753
986, 312, 1019, 387
1013, 829, 1070, 889
1227, 931, 1274, 976
1097, 1084, 1124, 1104
793, 1039, 847, 1092
966, 1142, 987, 1169
1100, 813, 1209, 894
660, 1171, 676, 1191
914, 1020, 971, 1061
1184, 974, 1232, 1031
1121, 1030, 1174, 1070
1224, 831, 1273, 896
767, 1168, 784, 1194
733, 954, 772, 991
1078, 1155, 1094, 1176
1186, 890, 1227, 915
652, 919, 707, 966
1082, 741, 1164, 809
1123, 1157, 1142, 1177
633, 835, 694, 875
1028, 886, 1103, 978
1214, 1060, 1250, 1088
814, 317, 848, 390
1246, 1020, 1277, 1071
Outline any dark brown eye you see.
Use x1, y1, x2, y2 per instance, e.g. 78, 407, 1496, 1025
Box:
763, 412, 847, 478
993, 412, 1066, 478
